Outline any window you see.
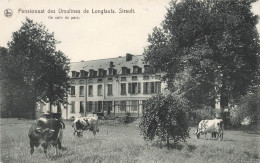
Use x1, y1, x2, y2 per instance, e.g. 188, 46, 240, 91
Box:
131, 100, 138, 111
89, 69, 94, 77
97, 85, 103, 96
98, 78, 103, 82
133, 66, 139, 74
108, 78, 113, 82
150, 82, 155, 93
79, 86, 84, 96
143, 82, 149, 94
98, 101, 102, 112
80, 101, 84, 113
98, 69, 104, 76
122, 67, 130, 75
88, 85, 93, 96
88, 79, 93, 83
128, 82, 141, 94
71, 101, 75, 113
107, 84, 113, 95
120, 101, 126, 111
71, 86, 75, 96
88, 101, 93, 112
143, 75, 149, 80
72, 71, 79, 78
132, 76, 138, 81
121, 83, 126, 95
79, 80, 84, 84
108, 101, 112, 114
108, 68, 113, 75
121, 76, 127, 81
143, 82, 161, 94
155, 82, 161, 93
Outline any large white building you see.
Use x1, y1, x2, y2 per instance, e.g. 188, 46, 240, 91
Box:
36, 54, 166, 119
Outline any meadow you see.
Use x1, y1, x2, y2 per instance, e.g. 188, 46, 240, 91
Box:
0, 118, 259, 163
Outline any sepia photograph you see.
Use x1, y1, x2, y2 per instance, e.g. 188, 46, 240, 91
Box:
0, 0, 259, 162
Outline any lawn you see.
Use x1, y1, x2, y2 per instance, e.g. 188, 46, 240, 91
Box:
0, 118, 259, 163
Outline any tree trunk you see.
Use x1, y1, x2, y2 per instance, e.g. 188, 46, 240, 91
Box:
167, 135, 170, 149
49, 102, 52, 113
220, 93, 228, 110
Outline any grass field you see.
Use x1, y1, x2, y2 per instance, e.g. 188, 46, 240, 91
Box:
0, 118, 259, 163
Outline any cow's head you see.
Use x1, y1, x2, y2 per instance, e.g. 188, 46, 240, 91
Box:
194, 128, 200, 139
75, 131, 83, 137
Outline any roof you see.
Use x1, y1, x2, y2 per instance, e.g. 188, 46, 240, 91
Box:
69, 54, 146, 77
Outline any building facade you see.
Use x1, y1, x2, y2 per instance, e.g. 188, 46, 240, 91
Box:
37, 54, 166, 119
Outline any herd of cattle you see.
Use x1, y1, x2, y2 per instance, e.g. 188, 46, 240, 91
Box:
28, 114, 99, 156
28, 114, 224, 156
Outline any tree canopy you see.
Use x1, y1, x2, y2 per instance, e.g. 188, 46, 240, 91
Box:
144, 0, 260, 109
0, 18, 70, 118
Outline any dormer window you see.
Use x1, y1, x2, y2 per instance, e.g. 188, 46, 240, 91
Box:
80, 70, 87, 78
93, 71, 97, 77
133, 66, 142, 74
108, 68, 117, 76
98, 69, 104, 77
72, 71, 77, 78
72, 71, 79, 78
122, 67, 130, 75
89, 69, 94, 77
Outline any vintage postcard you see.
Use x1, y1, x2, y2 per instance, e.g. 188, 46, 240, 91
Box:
0, 0, 259, 162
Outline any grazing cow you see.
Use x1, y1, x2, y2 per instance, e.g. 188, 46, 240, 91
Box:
28, 117, 65, 156
72, 114, 99, 138
195, 119, 224, 140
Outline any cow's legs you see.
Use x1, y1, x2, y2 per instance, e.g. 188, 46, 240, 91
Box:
196, 132, 200, 139
30, 141, 35, 155
41, 142, 48, 157
93, 130, 96, 139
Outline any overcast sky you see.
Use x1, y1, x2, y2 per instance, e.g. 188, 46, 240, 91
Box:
1, 0, 259, 63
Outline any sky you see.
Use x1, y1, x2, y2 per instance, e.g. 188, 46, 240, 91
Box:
1, 0, 259, 63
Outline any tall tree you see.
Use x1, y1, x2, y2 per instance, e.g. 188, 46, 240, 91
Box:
144, 0, 259, 110
1, 18, 70, 118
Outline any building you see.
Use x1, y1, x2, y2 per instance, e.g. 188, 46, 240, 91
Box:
37, 54, 166, 119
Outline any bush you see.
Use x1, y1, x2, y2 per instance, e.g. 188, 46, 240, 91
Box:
139, 93, 190, 148
230, 92, 260, 127
103, 114, 116, 120
117, 113, 135, 124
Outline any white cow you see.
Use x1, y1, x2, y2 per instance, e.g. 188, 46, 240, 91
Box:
195, 119, 224, 140
72, 114, 99, 138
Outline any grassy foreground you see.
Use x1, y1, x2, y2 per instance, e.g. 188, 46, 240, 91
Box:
0, 118, 259, 163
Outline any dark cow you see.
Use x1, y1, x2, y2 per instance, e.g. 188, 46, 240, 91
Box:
28, 117, 65, 156
195, 119, 224, 140
72, 114, 99, 138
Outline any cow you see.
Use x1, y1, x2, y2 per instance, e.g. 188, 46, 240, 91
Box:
28, 117, 65, 156
195, 119, 224, 140
72, 114, 99, 138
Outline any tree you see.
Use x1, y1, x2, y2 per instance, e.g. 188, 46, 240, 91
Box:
1, 18, 70, 118
230, 89, 260, 127
139, 93, 189, 148
144, 0, 259, 110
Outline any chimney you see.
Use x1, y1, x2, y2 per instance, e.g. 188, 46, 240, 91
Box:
109, 61, 114, 67
126, 53, 133, 62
